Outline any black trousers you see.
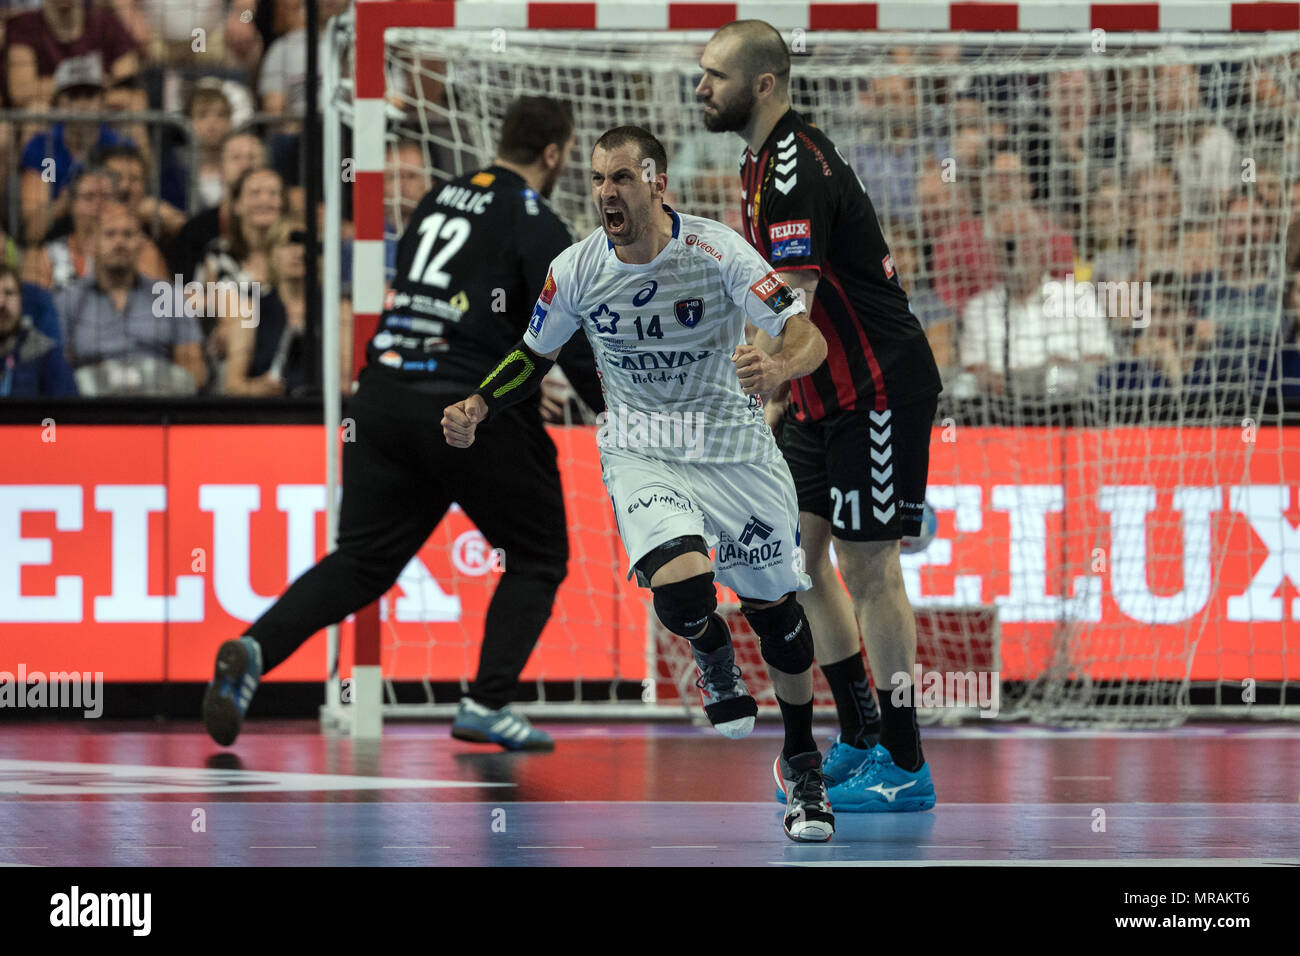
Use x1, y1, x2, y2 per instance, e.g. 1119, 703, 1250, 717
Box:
246, 367, 569, 708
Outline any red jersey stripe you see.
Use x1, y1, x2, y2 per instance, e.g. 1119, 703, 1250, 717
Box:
796, 367, 825, 420
809, 297, 858, 413
822, 264, 888, 411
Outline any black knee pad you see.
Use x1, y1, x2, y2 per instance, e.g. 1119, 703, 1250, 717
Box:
652, 572, 718, 637
634, 535, 709, 588
742, 596, 813, 674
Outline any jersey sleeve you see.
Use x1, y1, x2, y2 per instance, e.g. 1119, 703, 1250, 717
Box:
522, 246, 582, 356
760, 141, 835, 275
719, 232, 805, 338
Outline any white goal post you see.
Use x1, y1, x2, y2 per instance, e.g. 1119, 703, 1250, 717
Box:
321, 0, 1300, 733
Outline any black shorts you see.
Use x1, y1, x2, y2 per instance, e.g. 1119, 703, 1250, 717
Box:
341, 366, 568, 575
777, 394, 938, 541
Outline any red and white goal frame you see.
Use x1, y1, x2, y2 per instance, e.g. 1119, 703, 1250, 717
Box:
320, 0, 1299, 735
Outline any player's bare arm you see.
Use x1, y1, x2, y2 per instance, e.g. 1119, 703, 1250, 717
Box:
732, 311, 826, 396
443, 341, 563, 447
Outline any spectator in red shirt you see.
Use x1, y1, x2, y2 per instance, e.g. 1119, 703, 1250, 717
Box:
931, 149, 1073, 315
4, 0, 139, 110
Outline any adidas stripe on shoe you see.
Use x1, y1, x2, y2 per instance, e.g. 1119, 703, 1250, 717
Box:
202, 636, 262, 747
451, 697, 554, 751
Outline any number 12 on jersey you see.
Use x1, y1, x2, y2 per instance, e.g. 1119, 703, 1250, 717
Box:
408, 213, 471, 288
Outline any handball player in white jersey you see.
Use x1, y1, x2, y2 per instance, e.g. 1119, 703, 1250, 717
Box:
443, 126, 835, 842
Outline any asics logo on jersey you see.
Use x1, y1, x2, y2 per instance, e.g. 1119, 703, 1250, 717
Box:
866, 780, 917, 802
738, 515, 775, 545
632, 281, 658, 306
589, 304, 620, 334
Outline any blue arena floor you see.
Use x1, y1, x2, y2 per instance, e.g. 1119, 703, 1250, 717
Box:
1, 722, 1298, 866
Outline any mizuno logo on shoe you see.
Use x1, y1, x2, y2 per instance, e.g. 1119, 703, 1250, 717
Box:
866, 780, 917, 802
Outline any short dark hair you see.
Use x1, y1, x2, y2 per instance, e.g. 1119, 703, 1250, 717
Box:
715, 20, 791, 90
592, 126, 669, 178
96, 143, 146, 171
70, 165, 115, 197
187, 81, 232, 117
0, 261, 20, 289
497, 96, 574, 165
220, 127, 269, 158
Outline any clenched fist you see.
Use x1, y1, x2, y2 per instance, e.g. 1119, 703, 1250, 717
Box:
442, 394, 489, 447
732, 344, 786, 396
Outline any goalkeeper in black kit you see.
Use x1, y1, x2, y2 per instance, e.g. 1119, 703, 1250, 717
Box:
202, 96, 604, 751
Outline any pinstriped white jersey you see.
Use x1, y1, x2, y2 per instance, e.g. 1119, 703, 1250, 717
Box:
524, 207, 804, 464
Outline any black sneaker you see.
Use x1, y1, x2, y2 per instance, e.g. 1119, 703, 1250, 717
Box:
692, 640, 757, 738
774, 751, 835, 842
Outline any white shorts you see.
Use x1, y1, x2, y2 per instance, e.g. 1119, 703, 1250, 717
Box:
602, 447, 812, 602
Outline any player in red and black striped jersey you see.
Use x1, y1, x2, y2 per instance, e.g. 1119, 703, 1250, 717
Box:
697, 20, 940, 812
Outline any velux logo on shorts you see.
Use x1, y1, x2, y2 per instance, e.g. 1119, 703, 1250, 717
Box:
738, 515, 774, 545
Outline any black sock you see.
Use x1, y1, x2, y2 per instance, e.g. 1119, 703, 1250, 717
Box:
776, 696, 817, 759
822, 653, 880, 748
875, 683, 924, 772
687, 614, 728, 654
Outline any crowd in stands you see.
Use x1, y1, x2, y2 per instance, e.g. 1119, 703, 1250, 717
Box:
842, 54, 1299, 416
0, 0, 373, 398
666, 47, 1298, 418
0, 10, 1296, 414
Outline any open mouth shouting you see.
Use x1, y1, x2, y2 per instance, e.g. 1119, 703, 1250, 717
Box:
603, 203, 628, 237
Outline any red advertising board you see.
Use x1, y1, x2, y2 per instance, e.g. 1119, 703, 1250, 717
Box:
1, 424, 1296, 683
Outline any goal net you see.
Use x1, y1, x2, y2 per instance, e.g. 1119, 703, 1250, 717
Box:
325, 9, 1300, 726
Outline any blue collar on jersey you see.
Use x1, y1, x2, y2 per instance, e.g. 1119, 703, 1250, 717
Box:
606, 204, 680, 250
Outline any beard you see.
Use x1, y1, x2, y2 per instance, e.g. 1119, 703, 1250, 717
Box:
700, 88, 755, 133
540, 164, 563, 199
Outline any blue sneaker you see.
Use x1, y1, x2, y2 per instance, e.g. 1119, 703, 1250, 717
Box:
825, 743, 936, 812
451, 698, 555, 751
203, 636, 262, 746
774, 733, 876, 802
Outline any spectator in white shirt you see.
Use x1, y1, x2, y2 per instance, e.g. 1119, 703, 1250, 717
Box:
961, 212, 1112, 396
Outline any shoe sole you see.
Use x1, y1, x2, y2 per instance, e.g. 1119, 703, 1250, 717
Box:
832, 793, 937, 813
703, 693, 757, 739
451, 725, 555, 752
202, 641, 250, 747
714, 715, 755, 739
785, 820, 834, 842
